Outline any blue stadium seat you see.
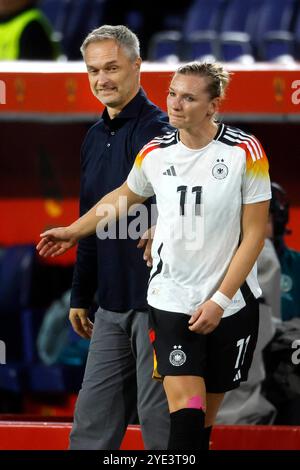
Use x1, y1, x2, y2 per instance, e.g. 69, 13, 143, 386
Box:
125, 9, 144, 32
220, 0, 255, 33
162, 13, 185, 32
41, 0, 108, 60
0, 245, 36, 391
183, 0, 227, 61
186, 31, 219, 62
0, 245, 45, 365
295, 6, 300, 60
220, 32, 254, 63
39, 0, 66, 57
27, 364, 85, 393
40, 0, 66, 28
148, 31, 183, 63
0, 364, 25, 393
62, 0, 106, 60
0, 245, 35, 315
183, 0, 227, 36
262, 31, 295, 63
252, 0, 297, 60
219, 0, 256, 62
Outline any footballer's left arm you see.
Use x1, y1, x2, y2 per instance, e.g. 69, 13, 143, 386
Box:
217, 200, 270, 298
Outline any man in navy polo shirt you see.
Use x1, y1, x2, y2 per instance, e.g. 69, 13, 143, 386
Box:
68, 25, 171, 449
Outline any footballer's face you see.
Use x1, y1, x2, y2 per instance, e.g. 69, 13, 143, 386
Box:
167, 73, 219, 131
84, 39, 141, 117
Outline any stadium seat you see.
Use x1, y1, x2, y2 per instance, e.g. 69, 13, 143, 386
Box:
183, 0, 227, 36
39, 0, 67, 30
182, 0, 227, 61
252, 0, 297, 60
0, 244, 59, 365
295, 6, 300, 60
0, 364, 25, 393
39, 0, 70, 56
0, 244, 78, 398
0, 245, 35, 315
61, 0, 105, 60
0, 245, 36, 365
219, 32, 254, 63
220, 0, 255, 33
219, 0, 256, 62
148, 31, 183, 63
125, 10, 144, 33
41, 0, 108, 60
186, 30, 219, 62
27, 364, 85, 393
262, 31, 295, 63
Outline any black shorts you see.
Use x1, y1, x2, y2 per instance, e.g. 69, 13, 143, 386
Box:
148, 284, 259, 393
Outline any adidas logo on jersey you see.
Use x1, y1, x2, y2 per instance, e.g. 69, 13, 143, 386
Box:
163, 165, 177, 176
233, 369, 241, 382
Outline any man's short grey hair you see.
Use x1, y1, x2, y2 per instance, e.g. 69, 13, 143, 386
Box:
80, 25, 140, 61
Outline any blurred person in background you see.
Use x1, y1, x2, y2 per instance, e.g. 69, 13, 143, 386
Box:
215, 182, 300, 426
0, 0, 60, 60
268, 182, 300, 321
261, 182, 300, 424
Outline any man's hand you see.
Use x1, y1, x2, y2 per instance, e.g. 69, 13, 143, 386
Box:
188, 300, 224, 334
36, 226, 77, 257
69, 308, 93, 339
137, 225, 156, 267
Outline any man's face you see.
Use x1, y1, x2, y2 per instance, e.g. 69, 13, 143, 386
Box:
84, 39, 141, 113
167, 73, 219, 131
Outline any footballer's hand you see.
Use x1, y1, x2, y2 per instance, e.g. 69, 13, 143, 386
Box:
188, 300, 224, 334
69, 308, 93, 339
36, 226, 77, 257
137, 225, 156, 267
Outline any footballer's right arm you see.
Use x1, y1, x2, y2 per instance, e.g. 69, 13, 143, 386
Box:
36, 182, 147, 257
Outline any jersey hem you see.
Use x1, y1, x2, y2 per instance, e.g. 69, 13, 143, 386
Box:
243, 192, 271, 204
127, 178, 154, 198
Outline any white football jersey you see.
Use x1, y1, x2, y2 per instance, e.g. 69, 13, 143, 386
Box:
127, 124, 271, 317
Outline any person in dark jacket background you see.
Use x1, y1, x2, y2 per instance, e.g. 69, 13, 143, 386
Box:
268, 182, 300, 321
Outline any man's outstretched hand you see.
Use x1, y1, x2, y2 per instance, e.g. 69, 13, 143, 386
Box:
36, 227, 77, 257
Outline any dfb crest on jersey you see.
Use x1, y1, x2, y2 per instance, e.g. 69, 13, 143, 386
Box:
212, 158, 228, 180
169, 345, 186, 367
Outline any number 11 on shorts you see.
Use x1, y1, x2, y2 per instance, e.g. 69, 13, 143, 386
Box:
235, 335, 250, 369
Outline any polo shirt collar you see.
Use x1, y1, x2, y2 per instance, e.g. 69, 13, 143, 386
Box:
102, 88, 147, 129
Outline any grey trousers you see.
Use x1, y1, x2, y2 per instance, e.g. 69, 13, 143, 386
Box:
69, 308, 170, 450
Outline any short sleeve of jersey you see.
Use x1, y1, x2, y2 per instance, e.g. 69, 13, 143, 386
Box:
127, 144, 155, 198
241, 135, 271, 204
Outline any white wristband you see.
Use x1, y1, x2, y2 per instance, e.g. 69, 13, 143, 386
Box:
211, 291, 232, 311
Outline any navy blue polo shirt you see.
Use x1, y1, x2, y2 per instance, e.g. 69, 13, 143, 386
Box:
70, 88, 172, 312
